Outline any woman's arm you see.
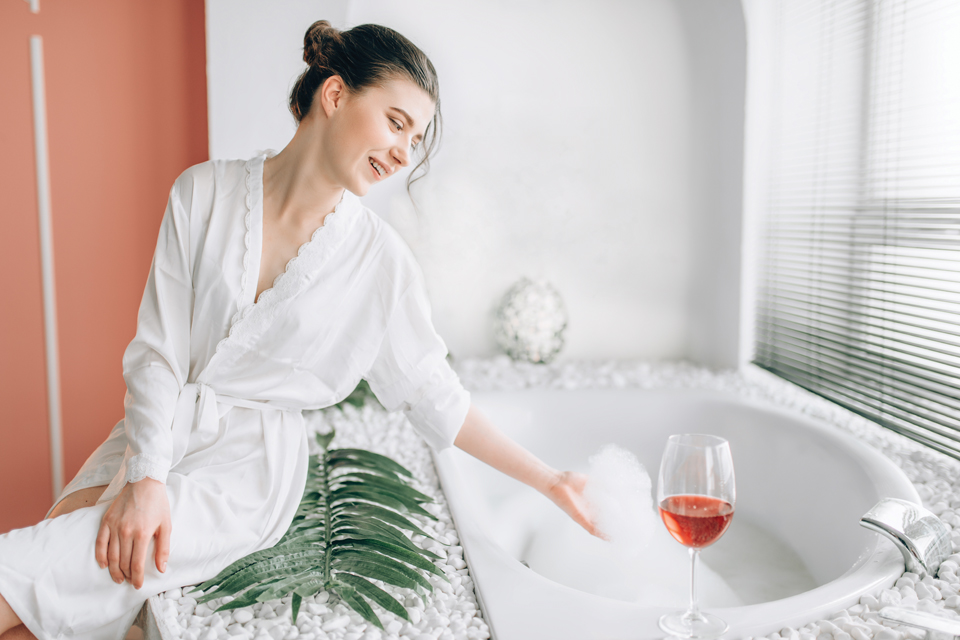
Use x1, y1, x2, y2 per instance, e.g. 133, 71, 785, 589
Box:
453, 404, 606, 539
96, 174, 198, 589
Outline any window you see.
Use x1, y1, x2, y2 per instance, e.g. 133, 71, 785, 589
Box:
754, 0, 960, 456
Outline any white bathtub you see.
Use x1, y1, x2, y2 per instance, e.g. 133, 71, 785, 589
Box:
434, 387, 920, 639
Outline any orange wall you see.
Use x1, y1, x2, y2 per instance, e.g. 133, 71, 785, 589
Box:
1, 0, 208, 533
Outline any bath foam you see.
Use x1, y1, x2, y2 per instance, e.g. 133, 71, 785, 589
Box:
583, 443, 654, 548
521, 444, 743, 608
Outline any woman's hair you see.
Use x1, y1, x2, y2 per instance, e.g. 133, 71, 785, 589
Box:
290, 20, 442, 192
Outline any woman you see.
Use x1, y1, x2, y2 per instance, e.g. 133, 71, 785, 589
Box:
0, 20, 600, 640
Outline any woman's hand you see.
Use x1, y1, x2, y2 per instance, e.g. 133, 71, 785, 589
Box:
454, 405, 611, 541
545, 471, 609, 540
95, 477, 171, 589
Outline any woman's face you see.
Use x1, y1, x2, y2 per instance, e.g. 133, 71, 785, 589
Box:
321, 77, 436, 197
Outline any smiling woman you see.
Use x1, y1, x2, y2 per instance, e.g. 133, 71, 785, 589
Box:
288, 20, 441, 194
0, 18, 598, 640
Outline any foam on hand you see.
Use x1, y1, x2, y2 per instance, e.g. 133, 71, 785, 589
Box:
582, 443, 655, 549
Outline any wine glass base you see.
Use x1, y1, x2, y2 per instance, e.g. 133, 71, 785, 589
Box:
658, 610, 729, 639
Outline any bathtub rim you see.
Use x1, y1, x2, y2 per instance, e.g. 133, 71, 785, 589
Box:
433, 386, 920, 640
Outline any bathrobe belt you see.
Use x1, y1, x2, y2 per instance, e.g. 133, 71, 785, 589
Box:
170, 382, 287, 469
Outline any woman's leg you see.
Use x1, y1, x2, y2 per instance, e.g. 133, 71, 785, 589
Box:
47, 486, 108, 520
0, 593, 23, 637
0, 485, 109, 639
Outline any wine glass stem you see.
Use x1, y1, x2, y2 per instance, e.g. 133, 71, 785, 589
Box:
688, 547, 702, 621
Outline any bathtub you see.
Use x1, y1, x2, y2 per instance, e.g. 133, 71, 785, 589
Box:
434, 387, 920, 639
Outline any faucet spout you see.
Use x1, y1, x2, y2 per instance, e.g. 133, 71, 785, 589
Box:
859, 498, 952, 578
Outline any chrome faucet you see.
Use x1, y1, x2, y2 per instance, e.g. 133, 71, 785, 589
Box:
859, 498, 952, 578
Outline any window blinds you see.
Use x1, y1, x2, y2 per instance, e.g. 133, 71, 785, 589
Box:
754, 0, 960, 456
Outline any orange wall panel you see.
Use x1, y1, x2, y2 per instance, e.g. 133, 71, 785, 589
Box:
0, 0, 208, 534
0, 5, 54, 533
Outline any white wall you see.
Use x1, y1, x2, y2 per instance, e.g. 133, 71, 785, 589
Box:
205, 0, 349, 160
205, 0, 747, 367
676, 1, 746, 368
738, 0, 779, 367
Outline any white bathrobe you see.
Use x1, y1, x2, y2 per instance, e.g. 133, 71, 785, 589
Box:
0, 153, 471, 640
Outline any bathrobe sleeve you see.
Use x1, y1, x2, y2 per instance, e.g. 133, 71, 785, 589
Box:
119, 178, 194, 485
366, 275, 471, 452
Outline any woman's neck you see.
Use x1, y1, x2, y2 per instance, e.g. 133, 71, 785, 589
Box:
262, 123, 344, 228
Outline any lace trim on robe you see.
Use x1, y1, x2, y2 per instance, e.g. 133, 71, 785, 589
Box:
211, 155, 362, 363
124, 453, 169, 485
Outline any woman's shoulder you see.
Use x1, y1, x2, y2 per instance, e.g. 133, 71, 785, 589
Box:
353, 202, 423, 280
171, 157, 248, 199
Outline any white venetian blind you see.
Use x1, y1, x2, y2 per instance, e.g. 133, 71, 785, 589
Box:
754, 0, 960, 456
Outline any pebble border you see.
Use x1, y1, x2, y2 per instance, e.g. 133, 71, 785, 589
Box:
154, 357, 960, 640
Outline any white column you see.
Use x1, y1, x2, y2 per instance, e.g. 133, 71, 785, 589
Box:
30, 35, 65, 500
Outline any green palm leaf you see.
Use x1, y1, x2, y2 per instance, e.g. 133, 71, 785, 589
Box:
327, 448, 413, 478
334, 583, 382, 629
336, 573, 409, 620
332, 538, 447, 579
332, 503, 440, 542
185, 384, 449, 628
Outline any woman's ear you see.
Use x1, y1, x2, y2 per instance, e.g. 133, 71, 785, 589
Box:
318, 75, 347, 118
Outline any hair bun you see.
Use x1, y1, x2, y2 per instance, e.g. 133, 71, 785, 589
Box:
303, 20, 341, 66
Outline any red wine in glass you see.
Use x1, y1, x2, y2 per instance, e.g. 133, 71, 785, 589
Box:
659, 495, 734, 548
657, 434, 736, 639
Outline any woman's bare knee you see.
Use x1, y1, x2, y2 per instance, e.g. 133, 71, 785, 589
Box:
46, 485, 109, 519
0, 593, 24, 637
0, 625, 35, 640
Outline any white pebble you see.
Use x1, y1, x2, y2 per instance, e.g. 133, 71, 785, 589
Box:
875, 629, 903, 640
322, 616, 351, 632
917, 598, 938, 613
879, 590, 902, 607
315, 592, 330, 604
899, 586, 918, 600
205, 616, 225, 629
201, 630, 218, 640
235, 611, 254, 624
817, 621, 841, 635
407, 608, 422, 625
946, 595, 960, 608
385, 619, 403, 634
283, 629, 299, 640
167, 588, 183, 600
850, 628, 870, 640
226, 624, 246, 636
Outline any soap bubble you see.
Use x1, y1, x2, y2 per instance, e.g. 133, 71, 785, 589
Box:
583, 443, 655, 548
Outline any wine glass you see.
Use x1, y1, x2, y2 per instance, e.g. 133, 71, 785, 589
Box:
657, 434, 736, 639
